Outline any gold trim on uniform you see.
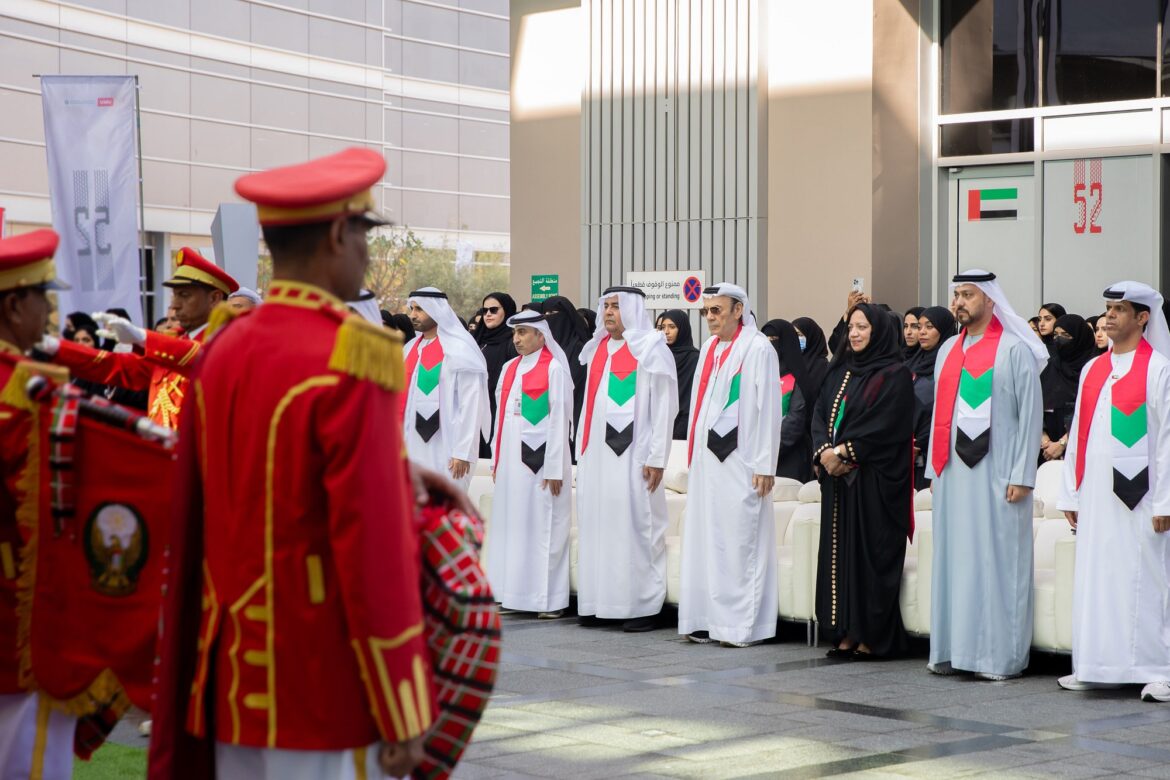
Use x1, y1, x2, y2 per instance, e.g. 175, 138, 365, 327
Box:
265, 375, 341, 746
0, 258, 57, 292
255, 188, 376, 226
305, 554, 325, 605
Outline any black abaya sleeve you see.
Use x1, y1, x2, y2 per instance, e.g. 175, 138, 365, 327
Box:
828, 317, 848, 356
835, 365, 915, 469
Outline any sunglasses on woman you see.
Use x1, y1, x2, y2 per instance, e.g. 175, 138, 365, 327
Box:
484, 306, 501, 314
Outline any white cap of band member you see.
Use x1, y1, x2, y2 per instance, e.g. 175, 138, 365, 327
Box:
950, 269, 1048, 370
578, 285, 676, 379
229, 287, 262, 306
506, 309, 571, 375
406, 286, 488, 373
347, 288, 381, 326
1103, 281, 1170, 357
702, 282, 758, 331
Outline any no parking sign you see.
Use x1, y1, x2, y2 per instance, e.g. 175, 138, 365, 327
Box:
626, 271, 706, 309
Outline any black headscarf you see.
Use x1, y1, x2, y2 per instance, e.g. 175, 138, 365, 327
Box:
578, 307, 598, 332
902, 307, 925, 361
473, 292, 517, 349
1042, 313, 1095, 403
1038, 302, 1067, 345
905, 306, 956, 381
761, 319, 815, 409
539, 295, 590, 432
658, 310, 700, 440
64, 311, 98, 341
1085, 314, 1107, 355
792, 316, 830, 395
833, 304, 904, 376
381, 311, 415, 340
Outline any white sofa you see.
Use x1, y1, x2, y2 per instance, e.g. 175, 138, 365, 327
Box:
477, 446, 1078, 655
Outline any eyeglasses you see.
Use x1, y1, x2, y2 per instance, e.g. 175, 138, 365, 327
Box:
699, 306, 726, 316
484, 306, 501, 314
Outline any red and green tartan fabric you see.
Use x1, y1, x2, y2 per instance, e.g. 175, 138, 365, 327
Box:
414, 502, 502, 780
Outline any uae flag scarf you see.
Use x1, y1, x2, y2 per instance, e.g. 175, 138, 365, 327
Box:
580, 336, 639, 457
931, 316, 1003, 474
493, 347, 554, 475
780, 373, 796, 416
687, 324, 744, 465
405, 337, 444, 442
1074, 339, 1154, 510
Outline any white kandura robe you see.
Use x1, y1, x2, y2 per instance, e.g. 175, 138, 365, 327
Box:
0, 692, 76, 780
576, 338, 677, 619
1058, 348, 1170, 684
484, 350, 572, 613
678, 331, 782, 644
402, 336, 488, 492
926, 331, 1042, 676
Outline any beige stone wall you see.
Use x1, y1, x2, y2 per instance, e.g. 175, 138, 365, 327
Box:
508, 0, 582, 307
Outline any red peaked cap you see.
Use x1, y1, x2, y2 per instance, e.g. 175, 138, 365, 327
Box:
163, 247, 240, 295
234, 147, 389, 227
0, 228, 68, 292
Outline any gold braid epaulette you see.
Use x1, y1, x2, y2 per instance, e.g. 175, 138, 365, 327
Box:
204, 301, 245, 342
0, 360, 68, 412
328, 315, 405, 392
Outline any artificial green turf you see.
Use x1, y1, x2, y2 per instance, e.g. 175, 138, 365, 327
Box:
73, 742, 146, 779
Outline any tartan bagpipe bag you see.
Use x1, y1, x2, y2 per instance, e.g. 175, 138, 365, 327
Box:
413, 501, 501, 780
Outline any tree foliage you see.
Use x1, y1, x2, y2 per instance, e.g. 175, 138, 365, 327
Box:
256, 226, 510, 322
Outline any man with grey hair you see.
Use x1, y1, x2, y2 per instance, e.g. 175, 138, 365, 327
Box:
576, 286, 678, 632
679, 283, 781, 648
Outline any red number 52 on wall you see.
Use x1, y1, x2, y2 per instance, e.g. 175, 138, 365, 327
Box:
1073, 158, 1103, 235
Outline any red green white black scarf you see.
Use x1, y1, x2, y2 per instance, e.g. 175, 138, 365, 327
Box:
405, 337, 444, 442
931, 317, 1003, 474
494, 347, 553, 474
687, 324, 744, 465
1074, 339, 1154, 510
581, 337, 639, 457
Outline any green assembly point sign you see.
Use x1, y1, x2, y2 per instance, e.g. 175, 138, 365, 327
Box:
531, 274, 559, 301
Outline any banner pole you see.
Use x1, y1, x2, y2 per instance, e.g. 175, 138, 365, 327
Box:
134, 74, 149, 323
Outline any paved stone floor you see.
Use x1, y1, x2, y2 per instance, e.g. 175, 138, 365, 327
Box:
454, 611, 1170, 779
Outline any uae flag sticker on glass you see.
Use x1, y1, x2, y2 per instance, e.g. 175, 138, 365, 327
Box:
967, 187, 1018, 221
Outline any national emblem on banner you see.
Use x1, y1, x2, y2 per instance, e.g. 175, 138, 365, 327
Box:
18, 384, 175, 715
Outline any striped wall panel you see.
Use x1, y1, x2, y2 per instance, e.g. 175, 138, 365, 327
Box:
581, 0, 766, 317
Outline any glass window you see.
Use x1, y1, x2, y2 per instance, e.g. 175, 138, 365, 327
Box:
402, 1, 459, 45
459, 50, 509, 90
402, 41, 459, 83
459, 13, 509, 53
940, 119, 1035, 156
1044, 0, 1157, 106
941, 0, 1040, 114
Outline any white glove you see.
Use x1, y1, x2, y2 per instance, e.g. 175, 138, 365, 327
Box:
92, 311, 146, 346
36, 335, 60, 356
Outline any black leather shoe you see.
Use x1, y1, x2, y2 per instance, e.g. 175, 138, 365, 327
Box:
577, 614, 604, 627
622, 615, 658, 633
825, 647, 854, 659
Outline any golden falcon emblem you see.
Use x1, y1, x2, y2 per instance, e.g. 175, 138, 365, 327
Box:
83, 503, 149, 597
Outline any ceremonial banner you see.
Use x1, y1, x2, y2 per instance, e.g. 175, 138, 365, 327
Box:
41, 75, 143, 324
21, 391, 174, 714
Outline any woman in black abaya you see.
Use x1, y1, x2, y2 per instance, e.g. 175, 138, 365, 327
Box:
762, 319, 815, 483
792, 316, 830, 394
475, 291, 519, 458
906, 306, 956, 487
812, 303, 914, 659
1038, 313, 1096, 462
656, 310, 700, 440
539, 296, 591, 446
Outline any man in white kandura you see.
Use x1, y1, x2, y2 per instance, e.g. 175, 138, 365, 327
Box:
576, 286, 678, 632
404, 287, 490, 491
1058, 282, 1170, 702
679, 283, 781, 648
926, 270, 1047, 680
486, 309, 574, 618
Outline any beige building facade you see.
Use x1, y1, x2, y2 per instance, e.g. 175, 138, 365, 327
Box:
1, 0, 510, 316
511, 0, 1170, 331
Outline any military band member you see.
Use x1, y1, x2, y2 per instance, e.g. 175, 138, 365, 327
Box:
149, 148, 435, 779
0, 229, 76, 780
39, 248, 239, 429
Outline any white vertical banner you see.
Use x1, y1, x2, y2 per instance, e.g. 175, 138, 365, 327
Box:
41, 75, 142, 323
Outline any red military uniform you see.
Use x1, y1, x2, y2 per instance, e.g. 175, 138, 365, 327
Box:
50, 247, 238, 429
189, 281, 432, 749
0, 230, 69, 696
54, 328, 203, 429
149, 149, 432, 778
